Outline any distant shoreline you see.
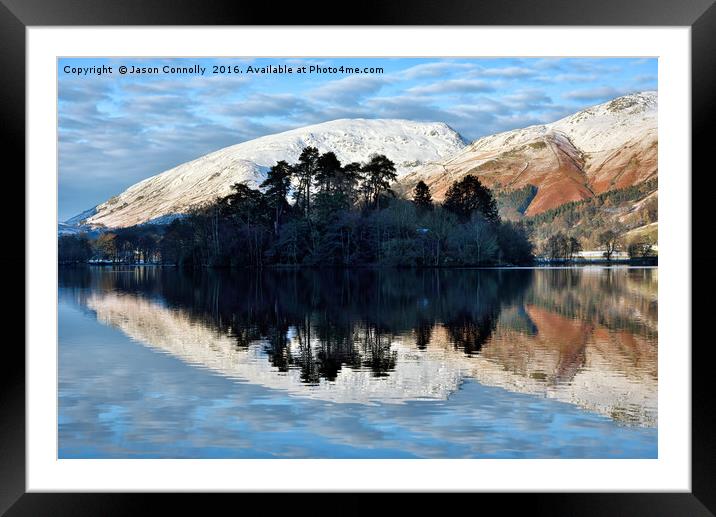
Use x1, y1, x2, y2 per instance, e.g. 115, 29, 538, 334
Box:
58, 258, 658, 269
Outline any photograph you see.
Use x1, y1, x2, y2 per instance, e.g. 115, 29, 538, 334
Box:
57, 56, 660, 460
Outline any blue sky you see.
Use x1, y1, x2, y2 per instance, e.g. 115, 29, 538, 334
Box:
58, 57, 657, 221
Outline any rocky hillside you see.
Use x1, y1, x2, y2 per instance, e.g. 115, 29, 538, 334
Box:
397, 91, 657, 216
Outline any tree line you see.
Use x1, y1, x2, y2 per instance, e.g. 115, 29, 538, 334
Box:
59, 146, 534, 267
493, 177, 658, 261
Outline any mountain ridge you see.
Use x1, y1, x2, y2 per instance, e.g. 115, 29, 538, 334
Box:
74, 118, 466, 229
65, 92, 657, 230
397, 91, 657, 215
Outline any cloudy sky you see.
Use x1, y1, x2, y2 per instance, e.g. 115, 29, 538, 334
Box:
58, 57, 657, 220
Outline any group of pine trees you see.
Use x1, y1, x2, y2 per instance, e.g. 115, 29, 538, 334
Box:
59, 146, 534, 267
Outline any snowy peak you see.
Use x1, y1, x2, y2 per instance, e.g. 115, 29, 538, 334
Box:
551, 90, 656, 153
80, 119, 467, 229
223, 118, 467, 164
467, 91, 657, 154
68, 92, 657, 229
398, 91, 658, 215
563, 90, 657, 121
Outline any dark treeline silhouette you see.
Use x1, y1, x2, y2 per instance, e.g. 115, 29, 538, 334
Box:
60, 267, 534, 383
59, 147, 533, 267
59, 225, 161, 264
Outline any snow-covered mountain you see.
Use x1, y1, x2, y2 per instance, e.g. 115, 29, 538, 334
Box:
71, 119, 466, 229
64, 92, 657, 230
397, 91, 657, 215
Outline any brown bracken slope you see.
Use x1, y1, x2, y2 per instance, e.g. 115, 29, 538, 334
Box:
397, 91, 658, 216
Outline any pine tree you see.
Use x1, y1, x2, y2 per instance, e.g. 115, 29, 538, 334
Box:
294, 146, 320, 218
314, 151, 342, 193
443, 175, 499, 224
361, 154, 397, 209
260, 160, 293, 235
412, 180, 433, 212
339, 162, 363, 206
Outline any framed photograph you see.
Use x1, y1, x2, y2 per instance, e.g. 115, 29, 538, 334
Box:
5, 0, 712, 513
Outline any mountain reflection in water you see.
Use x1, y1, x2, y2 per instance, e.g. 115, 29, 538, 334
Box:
60, 267, 657, 427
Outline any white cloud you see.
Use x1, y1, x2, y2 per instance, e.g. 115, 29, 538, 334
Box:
563, 86, 624, 101
407, 79, 496, 95
311, 75, 389, 101
479, 67, 536, 78
398, 61, 475, 79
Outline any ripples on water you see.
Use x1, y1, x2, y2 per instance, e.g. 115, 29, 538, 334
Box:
58, 266, 657, 458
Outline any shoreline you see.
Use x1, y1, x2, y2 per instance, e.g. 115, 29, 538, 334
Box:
58, 259, 658, 269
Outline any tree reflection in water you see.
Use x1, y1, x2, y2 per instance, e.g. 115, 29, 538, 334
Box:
61, 267, 532, 379
60, 266, 657, 425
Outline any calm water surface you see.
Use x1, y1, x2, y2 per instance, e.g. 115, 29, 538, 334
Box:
59, 266, 657, 458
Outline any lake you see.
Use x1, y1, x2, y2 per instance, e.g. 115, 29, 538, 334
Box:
58, 266, 657, 458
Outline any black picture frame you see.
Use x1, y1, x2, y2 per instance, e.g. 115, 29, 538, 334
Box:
3, 0, 712, 513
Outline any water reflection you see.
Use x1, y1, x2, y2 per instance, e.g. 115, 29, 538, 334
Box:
60, 266, 657, 426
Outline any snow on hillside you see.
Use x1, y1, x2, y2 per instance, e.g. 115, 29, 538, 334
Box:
398, 91, 657, 213
551, 90, 656, 152
76, 119, 466, 229
64, 206, 97, 226
66, 92, 657, 229
450, 91, 656, 163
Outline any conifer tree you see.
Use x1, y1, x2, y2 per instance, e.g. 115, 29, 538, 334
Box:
412, 180, 433, 212
361, 154, 397, 209
294, 146, 320, 218
443, 175, 499, 223
260, 160, 293, 235
314, 151, 342, 193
